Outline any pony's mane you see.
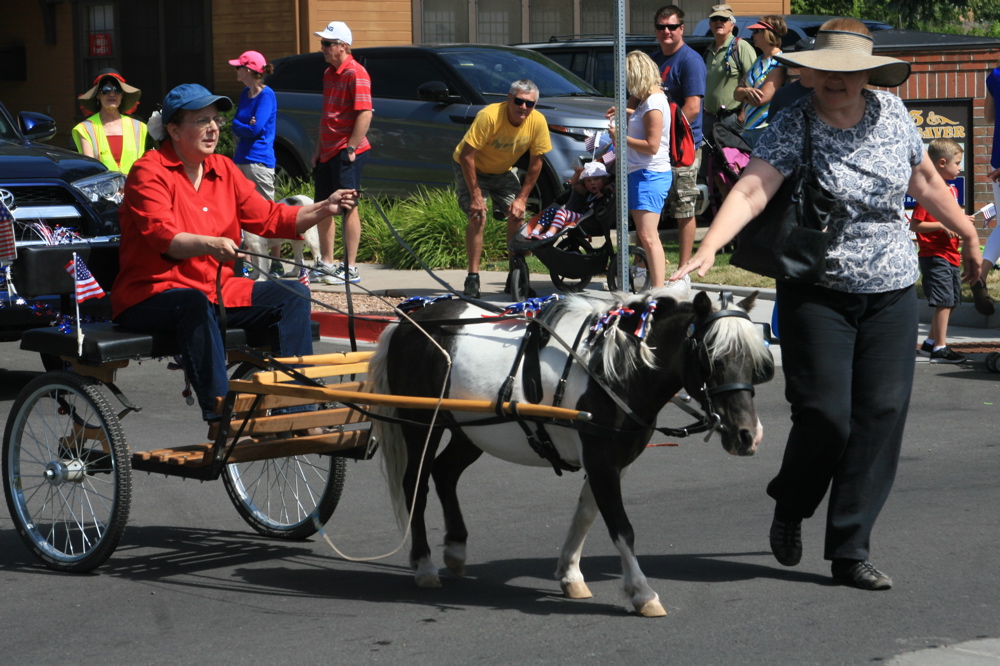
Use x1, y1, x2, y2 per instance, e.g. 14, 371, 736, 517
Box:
546, 288, 688, 385
702, 303, 772, 376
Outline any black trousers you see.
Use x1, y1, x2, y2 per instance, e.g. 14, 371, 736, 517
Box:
768, 282, 917, 561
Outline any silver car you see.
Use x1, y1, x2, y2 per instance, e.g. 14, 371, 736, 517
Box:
267, 44, 612, 206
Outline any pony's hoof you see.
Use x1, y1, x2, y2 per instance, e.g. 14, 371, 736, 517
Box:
443, 542, 467, 576
635, 598, 667, 617
415, 572, 443, 589
561, 581, 593, 599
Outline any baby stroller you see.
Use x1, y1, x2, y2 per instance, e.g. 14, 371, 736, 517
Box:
506, 167, 651, 300
703, 122, 753, 219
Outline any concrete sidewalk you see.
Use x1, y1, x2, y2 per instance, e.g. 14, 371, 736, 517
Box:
310, 263, 1000, 361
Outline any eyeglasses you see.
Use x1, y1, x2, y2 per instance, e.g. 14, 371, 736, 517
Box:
655, 23, 683, 31
320, 40, 343, 48
710, 16, 730, 22
183, 115, 227, 130
512, 96, 536, 109
99, 85, 122, 95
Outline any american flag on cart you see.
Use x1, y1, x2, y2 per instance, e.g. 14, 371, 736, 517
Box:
298, 266, 310, 287
64, 254, 106, 302
0, 201, 16, 262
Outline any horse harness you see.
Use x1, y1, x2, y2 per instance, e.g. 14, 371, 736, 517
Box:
496, 292, 764, 475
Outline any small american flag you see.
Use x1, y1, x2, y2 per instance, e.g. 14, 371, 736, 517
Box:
584, 130, 603, 152
64, 255, 106, 302
298, 266, 310, 287
0, 201, 16, 262
601, 146, 616, 165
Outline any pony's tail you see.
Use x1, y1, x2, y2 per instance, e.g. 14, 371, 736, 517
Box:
367, 325, 411, 531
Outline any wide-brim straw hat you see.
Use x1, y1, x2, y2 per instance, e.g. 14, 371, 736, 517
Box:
78, 69, 141, 114
775, 29, 910, 88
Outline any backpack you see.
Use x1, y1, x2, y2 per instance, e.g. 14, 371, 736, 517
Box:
670, 101, 695, 167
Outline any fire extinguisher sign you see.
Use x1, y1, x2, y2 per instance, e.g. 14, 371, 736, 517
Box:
89, 33, 112, 57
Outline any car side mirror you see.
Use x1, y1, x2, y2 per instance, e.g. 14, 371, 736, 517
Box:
418, 81, 461, 104
20, 111, 56, 142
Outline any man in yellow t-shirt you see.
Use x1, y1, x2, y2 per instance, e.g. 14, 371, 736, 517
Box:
453, 79, 551, 298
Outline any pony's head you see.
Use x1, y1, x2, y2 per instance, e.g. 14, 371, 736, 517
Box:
682, 290, 773, 456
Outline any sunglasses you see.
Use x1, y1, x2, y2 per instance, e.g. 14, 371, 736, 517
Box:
99, 85, 122, 95
183, 115, 227, 130
710, 16, 730, 22
512, 96, 536, 109
320, 40, 343, 48
655, 23, 683, 31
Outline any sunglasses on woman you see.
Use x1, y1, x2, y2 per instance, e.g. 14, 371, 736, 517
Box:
99, 85, 122, 95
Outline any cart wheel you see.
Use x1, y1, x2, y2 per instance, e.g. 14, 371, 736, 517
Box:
3, 372, 131, 572
607, 246, 650, 293
548, 235, 593, 293
509, 255, 531, 302
986, 352, 1000, 373
222, 362, 348, 539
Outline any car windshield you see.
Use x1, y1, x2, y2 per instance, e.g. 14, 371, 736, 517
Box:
0, 107, 17, 141
439, 48, 602, 98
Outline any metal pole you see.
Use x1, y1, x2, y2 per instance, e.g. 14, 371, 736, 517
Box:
614, 0, 630, 292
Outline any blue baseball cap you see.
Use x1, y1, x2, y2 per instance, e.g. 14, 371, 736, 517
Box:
161, 83, 233, 123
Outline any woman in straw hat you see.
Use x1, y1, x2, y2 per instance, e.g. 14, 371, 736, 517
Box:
672, 18, 982, 591
72, 69, 148, 174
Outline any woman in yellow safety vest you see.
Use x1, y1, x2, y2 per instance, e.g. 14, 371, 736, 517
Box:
73, 69, 148, 174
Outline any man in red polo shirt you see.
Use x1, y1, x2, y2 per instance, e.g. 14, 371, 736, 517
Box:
311, 21, 372, 285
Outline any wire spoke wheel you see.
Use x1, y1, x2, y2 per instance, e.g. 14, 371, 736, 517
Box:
222, 362, 347, 539
3, 372, 131, 572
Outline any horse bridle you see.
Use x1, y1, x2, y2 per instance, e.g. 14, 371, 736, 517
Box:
678, 294, 760, 441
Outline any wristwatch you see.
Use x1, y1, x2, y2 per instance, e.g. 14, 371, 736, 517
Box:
344, 146, 356, 155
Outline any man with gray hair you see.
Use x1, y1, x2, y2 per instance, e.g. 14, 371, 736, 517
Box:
452, 79, 552, 298
704, 4, 756, 131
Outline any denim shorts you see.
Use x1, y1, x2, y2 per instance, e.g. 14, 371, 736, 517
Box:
627, 168, 673, 214
314, 149, 368, 201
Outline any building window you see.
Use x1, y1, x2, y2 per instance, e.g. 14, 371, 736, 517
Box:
478, 0, 520, 45
581, 0, 613, 35
81, 2, 116, 84
424, 0, 469, 42
529, 0, 573, 42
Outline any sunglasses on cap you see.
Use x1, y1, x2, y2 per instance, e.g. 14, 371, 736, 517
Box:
99, 85, 122, 95
512, 96, 536, 109
655, 23, 683, 31
320, 40, 343, 48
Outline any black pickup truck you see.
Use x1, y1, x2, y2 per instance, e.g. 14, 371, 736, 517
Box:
0, 100, 123, 341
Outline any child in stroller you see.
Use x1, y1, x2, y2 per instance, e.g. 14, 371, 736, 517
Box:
505, 161, 651, 300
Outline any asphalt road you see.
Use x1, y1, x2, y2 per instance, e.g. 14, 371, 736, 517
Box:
0, 338, 998, 664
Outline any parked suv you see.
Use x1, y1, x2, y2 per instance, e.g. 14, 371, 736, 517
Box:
0, 100, 123, 340
267, 44, 612, 207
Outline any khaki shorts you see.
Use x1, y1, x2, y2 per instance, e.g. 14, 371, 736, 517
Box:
236, 162, 276, 201
666, 147, 702, 219
453, 162, 519, 219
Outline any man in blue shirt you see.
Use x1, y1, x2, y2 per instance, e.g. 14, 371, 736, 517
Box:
651, 4, 707, 268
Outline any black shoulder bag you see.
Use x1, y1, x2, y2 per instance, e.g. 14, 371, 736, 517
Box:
729, 112, 837, 284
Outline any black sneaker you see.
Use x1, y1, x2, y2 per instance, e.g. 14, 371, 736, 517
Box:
929, 346, 966, 364
463, 274, 481, 299
971, 279, 996, 316
831, 559, 892, 590
269, 261, 285, 278
917, 341, 934, 358
769, 517, 802, 567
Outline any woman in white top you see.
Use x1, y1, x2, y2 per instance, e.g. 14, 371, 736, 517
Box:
610, 50, 673, 288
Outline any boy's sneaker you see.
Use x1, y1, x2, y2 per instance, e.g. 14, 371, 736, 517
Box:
332, 263, 361, 284
268, 261, 285, 278
463, 274, 481, 299
929, 346, 967, 364
310, 261, 339, 284
918, 341, 934, 357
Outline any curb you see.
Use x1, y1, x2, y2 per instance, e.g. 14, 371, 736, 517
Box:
311, 312, 394, 343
